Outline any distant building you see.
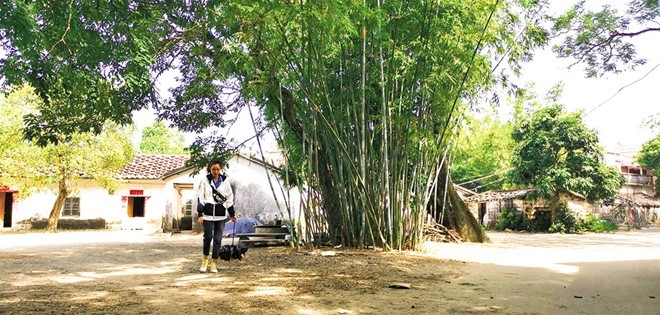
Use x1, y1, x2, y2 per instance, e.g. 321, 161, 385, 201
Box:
462, 189, 592, 228
601, 148, 659, 226
604, 149, 655, 197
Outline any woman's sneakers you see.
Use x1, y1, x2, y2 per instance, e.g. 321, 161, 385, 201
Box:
199, 257, 209, 272
199, 257, 218, 273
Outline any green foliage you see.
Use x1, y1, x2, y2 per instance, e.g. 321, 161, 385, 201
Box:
452, 111, 515, 192
548, 203, 578, 234
0, 85, 36, 157
139, 121, 187, 155
577, 215, 618, 233
637, 135, 660, 195
0, 1, 160, 145
510, 101, 623, 203
495, 207, 550, 232
552, 0, 660, 77
496, 207, 526, 231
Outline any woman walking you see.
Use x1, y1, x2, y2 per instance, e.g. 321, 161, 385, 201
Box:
196, 160, 236, 273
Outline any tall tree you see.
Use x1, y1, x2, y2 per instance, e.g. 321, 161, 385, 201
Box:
552, 0, 660, 77
637, 135, 660, 196
509, 102, 623, 222
139, 121, 187, 155
0, 86, 135, 231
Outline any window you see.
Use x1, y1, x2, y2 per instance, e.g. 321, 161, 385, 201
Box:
63, 197, 80, 217
185, 199, 193, 217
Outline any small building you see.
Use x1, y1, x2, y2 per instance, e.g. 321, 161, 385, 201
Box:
463, 189, 592, 228
0, 153, 299, 231
463, 189, 532, 228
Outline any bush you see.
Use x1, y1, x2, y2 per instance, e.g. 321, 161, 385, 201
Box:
496, 207, 551, 232
27, 218, 107, 230
580, 215, 619, 233
495, 206, 525, 231
548, 222, 567, 233
577, 215, 618, 233
549, 203, 578, 234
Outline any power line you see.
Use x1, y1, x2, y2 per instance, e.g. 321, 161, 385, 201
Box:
456, 168, 512, 186
473, 177, 506, 192
583, 62, 660, 117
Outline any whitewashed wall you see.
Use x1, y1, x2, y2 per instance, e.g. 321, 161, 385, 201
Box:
7, 154, 300, 231
201, 155, 301, 223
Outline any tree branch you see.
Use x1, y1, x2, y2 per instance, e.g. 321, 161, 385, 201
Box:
613, 27, 660, 38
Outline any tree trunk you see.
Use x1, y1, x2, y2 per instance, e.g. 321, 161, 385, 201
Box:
46, 178, 69, 232
549, 191, 561, 224
436, 162, 490, 243
270, 85, 344, 244
316, 152, 343, 244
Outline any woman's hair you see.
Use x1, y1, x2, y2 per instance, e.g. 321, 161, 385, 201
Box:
206, 160, 224, 173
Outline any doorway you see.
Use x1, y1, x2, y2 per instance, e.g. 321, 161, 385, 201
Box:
127, 196, 146, 217
2, 192, 13, 228
478, 203, 486, 225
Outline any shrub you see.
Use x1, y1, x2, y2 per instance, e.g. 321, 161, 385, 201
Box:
549, 203, 578, 234
548, 222, 567, 233
577, 215, 618, 233
495, 206, 525, 231
496, 207, 551, 232
27, 218, 107, 230
526, 210, 552, 232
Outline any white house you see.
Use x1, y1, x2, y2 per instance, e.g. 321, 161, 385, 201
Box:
0, 153, 300, 231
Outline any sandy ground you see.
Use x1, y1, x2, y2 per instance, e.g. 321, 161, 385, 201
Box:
0, 228, 659, 315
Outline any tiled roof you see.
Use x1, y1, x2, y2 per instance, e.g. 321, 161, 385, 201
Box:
119, 154, 190, 180
464, 189, 533, 203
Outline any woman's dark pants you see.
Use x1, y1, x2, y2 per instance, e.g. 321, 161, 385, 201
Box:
203, 219, 227, 259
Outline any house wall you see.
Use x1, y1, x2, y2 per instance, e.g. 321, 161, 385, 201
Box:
468, 199, 526, 228
565, 198, 593, 218
467, 196, 597, 228
114, 174, 196, 231
225, 155, 300, 223
5, 154, 301, 231
619, 184, 655, 198
10, 176, 195, 231
605, 151, 656, 197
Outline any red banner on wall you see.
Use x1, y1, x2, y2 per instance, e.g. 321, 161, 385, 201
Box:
129, 190, 144, 195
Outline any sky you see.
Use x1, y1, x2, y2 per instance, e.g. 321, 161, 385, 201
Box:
134, 0, 659, 154
514, 0, 660, 152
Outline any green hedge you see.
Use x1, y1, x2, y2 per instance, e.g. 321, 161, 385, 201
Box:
27, 218, 107, 230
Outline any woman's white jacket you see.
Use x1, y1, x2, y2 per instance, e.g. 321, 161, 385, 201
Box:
196, 174, 234, 221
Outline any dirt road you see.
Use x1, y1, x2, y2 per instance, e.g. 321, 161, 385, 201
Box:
0, 228, 658, 314
423, 228, 660, 314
